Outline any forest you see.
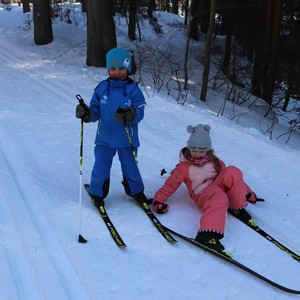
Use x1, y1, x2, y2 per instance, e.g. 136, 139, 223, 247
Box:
3, 0, 300, 134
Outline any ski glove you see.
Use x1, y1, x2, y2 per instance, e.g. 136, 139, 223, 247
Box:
246, 192, 265, 204
76, 103, 93, 123
114, 106, 136, 124
152, 200, 169, 214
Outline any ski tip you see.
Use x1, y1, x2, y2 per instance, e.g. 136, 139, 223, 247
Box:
78, 234, 88, 244
169, 239, 178, 244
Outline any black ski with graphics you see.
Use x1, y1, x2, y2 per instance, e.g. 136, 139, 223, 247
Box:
229, 211, 300, 262
134, 200, 177, 243
163, 226, 300, 294
84, 184, 126, 248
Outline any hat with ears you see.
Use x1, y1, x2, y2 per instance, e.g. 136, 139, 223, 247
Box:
106, 47, 132, 72
187, 124, 212, 152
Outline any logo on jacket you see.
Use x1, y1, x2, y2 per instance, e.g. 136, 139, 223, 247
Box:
101, 95, 108, 104
124, 99, 131, 107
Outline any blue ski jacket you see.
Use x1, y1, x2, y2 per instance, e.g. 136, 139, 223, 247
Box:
89, 77, 145, 148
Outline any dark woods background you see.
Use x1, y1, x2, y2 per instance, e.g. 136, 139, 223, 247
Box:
4, 0, 300, 134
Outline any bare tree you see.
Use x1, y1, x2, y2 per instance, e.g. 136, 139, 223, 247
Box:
251, 0, 269, 98
81, 0, 86, 13
148, 0, 156, 16
264, 0, 281, 105
189, 0, 210, 40
86, 0, 116, 67
220, 0, 235, 75
33, 0, 53, 45
251, 0, 281, 106
22, 0, 30, 13
171, 0, 179, 14
183, 27, 190, 90
189, 0, 200, 40
128, 0, 137, 40
183, 0, 189, 25
200, 0, 216, 101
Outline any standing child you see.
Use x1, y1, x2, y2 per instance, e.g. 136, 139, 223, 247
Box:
76, 47, 148, 206
152, 124, 262, 254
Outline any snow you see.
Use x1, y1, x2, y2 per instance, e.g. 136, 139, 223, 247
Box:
1, 4, 300, 300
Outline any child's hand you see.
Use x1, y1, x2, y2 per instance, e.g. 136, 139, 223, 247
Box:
75, 104, 93, 123
114, 106, 136, 124
152, 200, 169, 214
246, 192, 265, 204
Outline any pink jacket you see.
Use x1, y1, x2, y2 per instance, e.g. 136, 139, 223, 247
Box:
154, 150, 226, 204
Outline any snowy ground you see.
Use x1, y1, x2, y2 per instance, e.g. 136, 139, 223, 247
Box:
1, 5, 300, 300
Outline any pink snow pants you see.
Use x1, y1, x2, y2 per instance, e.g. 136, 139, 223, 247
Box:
195, 166, 251, 235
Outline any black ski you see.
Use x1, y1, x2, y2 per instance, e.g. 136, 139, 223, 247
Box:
84, 184, 126, 248
229, 211, 300, 262
163, 226, 300, 294
134, 201, 177, 243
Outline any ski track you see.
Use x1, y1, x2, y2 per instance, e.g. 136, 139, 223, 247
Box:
0, 127, 93, 300
0, 148, 53, 300
0, 38, 94, 299
1, 47, 77, 108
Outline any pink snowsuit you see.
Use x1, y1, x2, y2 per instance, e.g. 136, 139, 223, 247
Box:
154, 150, 255, 236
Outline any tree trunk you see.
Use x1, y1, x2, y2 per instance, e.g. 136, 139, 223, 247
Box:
171, 0, 179, 14
148, 0, 155, 17
184, 0, 189, 25
128, 0, 137, 41
222, 32, 231, 74
200, 0, 216, 101
189, 0, 200, 40
184, 25, 191, 90
264, 0, 281, 105
282, 77, 291, 112
86, 0, 116, 67
251, 1, 268, 98
22, 0, 30, 13
221, 0, 234, 75
261, 1, 272, 101
198, 0, 210, 34
33, 0, 53, 45
81, 0, 86, 13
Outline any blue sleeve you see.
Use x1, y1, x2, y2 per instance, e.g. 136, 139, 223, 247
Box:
131, 86, 145, 124
89, 91, 100, 122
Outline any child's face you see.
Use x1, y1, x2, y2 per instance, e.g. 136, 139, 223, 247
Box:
190, 150, 207, 158
109, 67, 128, 80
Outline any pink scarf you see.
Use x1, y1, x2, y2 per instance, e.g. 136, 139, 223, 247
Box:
190, 155, 210, 166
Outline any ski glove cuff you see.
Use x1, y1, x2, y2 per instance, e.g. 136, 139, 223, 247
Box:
152, 200, 169, 214
114, 106, 136, 124
76, 104, 93, 123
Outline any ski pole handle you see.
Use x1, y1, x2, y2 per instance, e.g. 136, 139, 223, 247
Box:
76, 94, 90, 117
76, 94, 85, 106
